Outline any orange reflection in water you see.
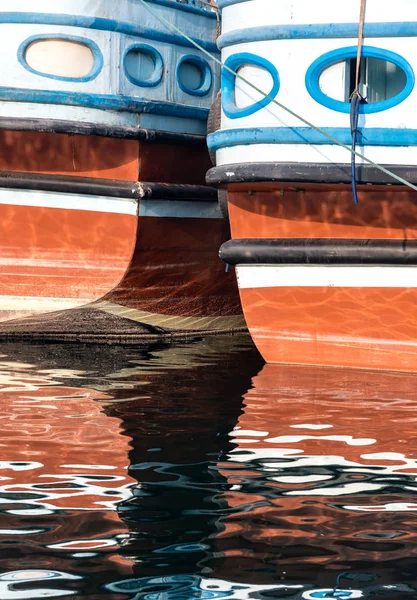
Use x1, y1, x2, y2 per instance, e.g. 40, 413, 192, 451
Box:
217, 364, 417, 588
0, 360, 135, 586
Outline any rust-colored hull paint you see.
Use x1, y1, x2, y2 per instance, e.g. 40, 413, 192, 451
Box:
0, 202, 137, 321
240, 286, 417, 371
228, 187, 417, 370
0, 202, 241, 325
228, 187, 417, 240
0, 130, 210, 185
138, 141, 211, 185
0, 129, 239, 328
217, 363, 417, 581
0, 130, 140, 181
107, 216, 242, 318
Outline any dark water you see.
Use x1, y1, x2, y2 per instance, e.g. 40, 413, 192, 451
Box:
0, 335, 417, 599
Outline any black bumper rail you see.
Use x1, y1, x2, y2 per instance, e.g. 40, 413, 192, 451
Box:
0, 117, 206, 146
0, 171, 217, 201
220, 238, 417, 266
207, 162, 417, 186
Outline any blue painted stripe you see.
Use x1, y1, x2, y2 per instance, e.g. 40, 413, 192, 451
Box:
0, 12, 219, 54
218, 22, 417, 49
0, 87, 209, 120
145, 0, 217, 19
207, 127, 417, 151
218, 0, 250, 8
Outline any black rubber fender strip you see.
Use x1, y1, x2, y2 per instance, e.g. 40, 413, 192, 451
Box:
220, 238, 417, 266
0, 171, 217, 201
207, 162, 417, 186
0, 117, 206, 146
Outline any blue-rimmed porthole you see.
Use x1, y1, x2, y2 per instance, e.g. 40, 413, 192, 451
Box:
306, 46, 415, 114
177, 55, 212, 96
222, 52, 280, 119
123, 44, 164, 88
18, 34, 103, 83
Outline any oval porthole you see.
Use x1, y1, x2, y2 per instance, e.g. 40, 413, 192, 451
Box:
222, 52, 280, 119
177, 55, 212, 96
124, 44, 164, 88
19, 35, 103, 82
306, 46, 415, 114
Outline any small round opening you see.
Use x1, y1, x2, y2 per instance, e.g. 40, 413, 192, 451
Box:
178, 60, 203, 90
124, 44, 163, 88
177, 56, 212, 96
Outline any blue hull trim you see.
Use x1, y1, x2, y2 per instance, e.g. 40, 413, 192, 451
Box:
0, 12, 219, 54
0, 87, 209, 120
207, 127, 417, 151
218, 22, 417, 49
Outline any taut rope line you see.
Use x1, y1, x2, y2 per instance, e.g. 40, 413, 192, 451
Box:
138, 0, 417, 193
350, 0, 367, 203
353, 0, 367, 98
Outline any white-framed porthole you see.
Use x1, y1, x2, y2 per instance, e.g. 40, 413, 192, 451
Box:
18, 34, 103, 83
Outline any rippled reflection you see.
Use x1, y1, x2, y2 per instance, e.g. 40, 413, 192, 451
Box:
0, 337, 261, 598
2, 340, 417, 598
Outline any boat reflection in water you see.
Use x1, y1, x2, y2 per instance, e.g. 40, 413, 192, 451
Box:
0, 336, 261, 599
107, 361, 417, 599
215, 365, 417, 598
2, 339, 417, 598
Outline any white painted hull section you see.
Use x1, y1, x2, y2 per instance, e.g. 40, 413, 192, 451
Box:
237, 265, 417, 290
0, 188, 138, 215
215, 0, 417, 170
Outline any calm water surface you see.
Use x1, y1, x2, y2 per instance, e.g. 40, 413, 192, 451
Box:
0, 335, 416, 599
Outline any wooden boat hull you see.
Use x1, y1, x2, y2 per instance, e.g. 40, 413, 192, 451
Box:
0, 187, 243, 335
208, 0, 417, 369
216, 185, 417, 371
0, 190, 137, 321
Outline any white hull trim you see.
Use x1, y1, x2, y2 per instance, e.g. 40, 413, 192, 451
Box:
0, 189, 138, 215
237, 265, 417, 289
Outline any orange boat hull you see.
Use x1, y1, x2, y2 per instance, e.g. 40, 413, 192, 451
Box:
226, 185, 417, 371
0, 131, 243, 334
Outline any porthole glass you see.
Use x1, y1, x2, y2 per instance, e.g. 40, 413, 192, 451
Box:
222, 52, 280, 119
124, 44, 163, 88
235, 64, 274, 109
306, 46, 415, 114
177, 55, 212, 96
22, 37, 100, 81
179, 61, 203, 90
319, 57, 407, 104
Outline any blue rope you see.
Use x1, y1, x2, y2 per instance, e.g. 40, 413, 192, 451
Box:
350, 93, 364, 205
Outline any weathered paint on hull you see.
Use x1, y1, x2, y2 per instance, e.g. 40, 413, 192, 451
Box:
228, 187, 417, 371
106, 215, 241, 318
228, 186, 417, 241
0, 130, 211, 185
0, 191, 243, 334
0, 196, 137, 321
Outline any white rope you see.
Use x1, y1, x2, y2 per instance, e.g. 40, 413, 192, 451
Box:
137, 0, 417, 192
